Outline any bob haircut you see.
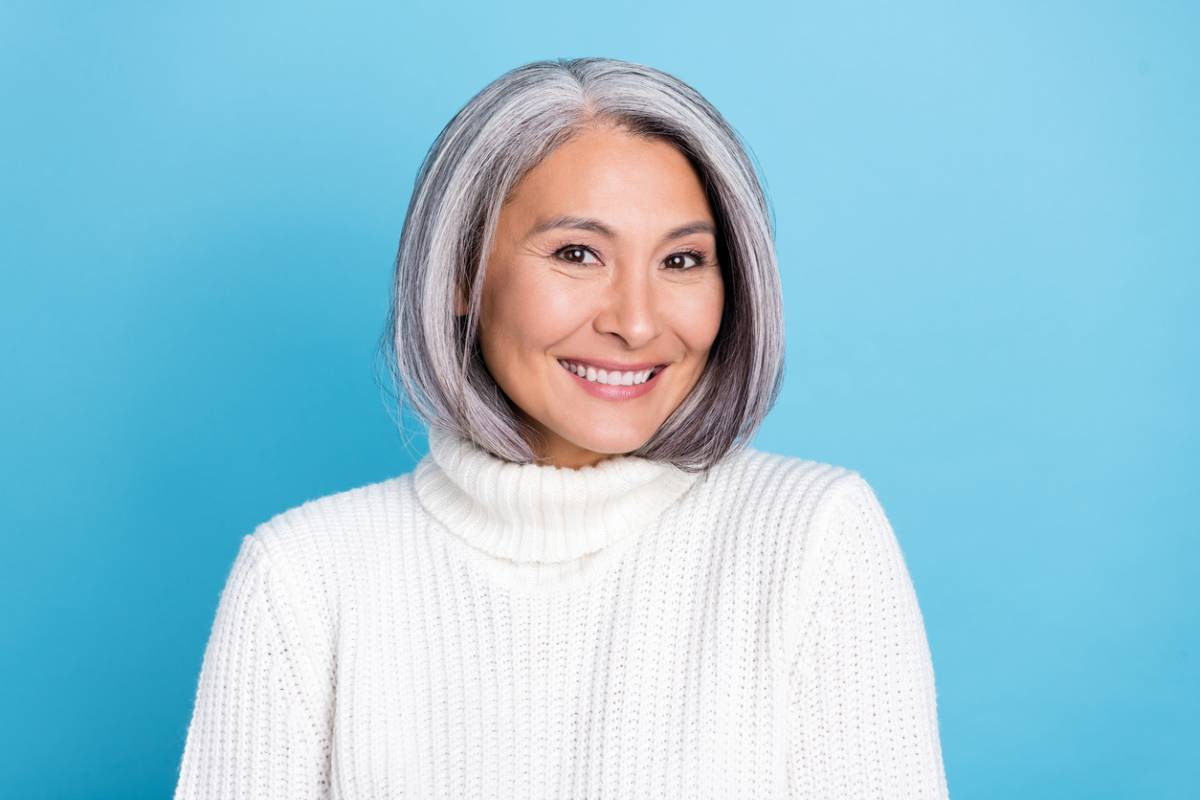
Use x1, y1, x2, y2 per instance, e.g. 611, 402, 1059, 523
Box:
376, 57, 785, 472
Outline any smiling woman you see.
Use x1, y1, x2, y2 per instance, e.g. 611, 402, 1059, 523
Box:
173, 57, 950, 799
382, 59, 786, 474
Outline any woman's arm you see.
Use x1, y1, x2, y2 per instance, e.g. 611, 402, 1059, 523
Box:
788, 474, 950, 798
174, 534, 331, 800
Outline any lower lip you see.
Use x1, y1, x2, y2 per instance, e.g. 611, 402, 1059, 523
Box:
559, 362, 667, 400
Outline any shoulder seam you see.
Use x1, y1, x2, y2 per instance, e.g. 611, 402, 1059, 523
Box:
775, 469, 866, 674
241, 531, 331, 748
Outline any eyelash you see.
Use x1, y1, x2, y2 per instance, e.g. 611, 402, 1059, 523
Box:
551, 243, 710, 271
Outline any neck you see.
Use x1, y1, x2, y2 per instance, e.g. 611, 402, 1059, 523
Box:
412, 425, 702, 566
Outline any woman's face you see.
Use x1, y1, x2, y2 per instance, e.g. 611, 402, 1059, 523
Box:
464, 123, 725, 468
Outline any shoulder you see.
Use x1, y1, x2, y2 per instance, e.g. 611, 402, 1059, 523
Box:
736, 443, 894, 583
716, 446, 898, 666
771, 461, 915, 666
244, 471, 421, 571
242, 471, 415, 603
252, 473, 411, 548
694, 441, 876, 600
697, 440, 866, 532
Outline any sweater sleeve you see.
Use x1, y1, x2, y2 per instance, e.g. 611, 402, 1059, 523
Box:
787, 475, 949, 799
174, 533, 331, 800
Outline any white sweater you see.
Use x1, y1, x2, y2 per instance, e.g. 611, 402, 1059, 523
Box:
174, 426, 950, 799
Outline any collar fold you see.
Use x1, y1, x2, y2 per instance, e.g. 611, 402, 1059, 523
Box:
413, 426, 700, 564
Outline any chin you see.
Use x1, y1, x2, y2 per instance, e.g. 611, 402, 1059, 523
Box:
561, 427, 655, 457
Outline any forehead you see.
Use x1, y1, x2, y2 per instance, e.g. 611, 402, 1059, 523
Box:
502, 126, 715, 233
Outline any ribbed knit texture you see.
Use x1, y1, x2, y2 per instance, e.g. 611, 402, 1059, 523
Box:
174, 427, 950, 799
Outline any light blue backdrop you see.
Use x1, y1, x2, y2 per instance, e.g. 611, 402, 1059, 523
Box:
1, 1, 1195, 797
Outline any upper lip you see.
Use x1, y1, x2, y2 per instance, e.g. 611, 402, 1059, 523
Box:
557, 356, 667, 372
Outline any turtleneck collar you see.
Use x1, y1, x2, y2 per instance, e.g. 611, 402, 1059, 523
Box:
412, 426, 702, 565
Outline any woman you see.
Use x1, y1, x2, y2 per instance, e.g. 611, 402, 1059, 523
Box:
174, 57, 950, 799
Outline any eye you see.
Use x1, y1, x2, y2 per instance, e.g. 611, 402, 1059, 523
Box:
664, 249, 708, 270
553, 244, 601, 266
551, 244, 711, 270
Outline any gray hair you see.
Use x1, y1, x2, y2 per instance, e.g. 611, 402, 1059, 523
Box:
375, 57, 785, 472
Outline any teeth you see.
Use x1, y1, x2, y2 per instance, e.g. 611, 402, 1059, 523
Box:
558, 359, 660, 386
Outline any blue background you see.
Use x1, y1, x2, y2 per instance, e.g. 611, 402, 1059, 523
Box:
2, 1, 1196, 797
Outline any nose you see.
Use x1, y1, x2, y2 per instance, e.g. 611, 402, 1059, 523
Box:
592, 264, 662, 349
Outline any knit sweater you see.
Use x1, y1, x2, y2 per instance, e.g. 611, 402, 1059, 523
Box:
173, 426, 950, 799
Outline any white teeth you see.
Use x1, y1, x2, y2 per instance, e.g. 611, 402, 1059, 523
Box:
558, 359, 660, 386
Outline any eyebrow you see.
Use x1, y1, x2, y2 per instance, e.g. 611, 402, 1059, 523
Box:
526, 214, 716, 243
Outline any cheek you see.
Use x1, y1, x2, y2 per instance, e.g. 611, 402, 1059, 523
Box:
668, 278, 725, 348
482, 264, 582, 351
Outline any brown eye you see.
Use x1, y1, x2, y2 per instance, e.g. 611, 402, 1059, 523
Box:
665, 250, 705, 270
554, 245, 600, 265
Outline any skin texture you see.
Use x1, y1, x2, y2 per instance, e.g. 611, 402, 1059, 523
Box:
458, 122, 725, 469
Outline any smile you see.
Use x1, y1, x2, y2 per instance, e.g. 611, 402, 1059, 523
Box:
557, 359, 663, 385
557, 359, 668, 400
